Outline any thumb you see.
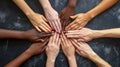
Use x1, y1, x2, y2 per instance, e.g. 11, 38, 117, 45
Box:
70, 15, 78, 19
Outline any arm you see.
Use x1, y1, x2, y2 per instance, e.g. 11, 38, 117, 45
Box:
86, 0, 118, 18
65, 0, 118, 30
61, 33, 77, 67
5, 40, 48, 67
71, 40, 111, 67
0, 29, 24, 39
60, 0, 78, 29
12, 0, 51, 32
5, 50, 32, 67
46, 33, 60, 67
66, 28, 120, 42
39, 0, 62, 33
0, 29, 51, 42
93, 28, 120, 38
88, 53, 111, 67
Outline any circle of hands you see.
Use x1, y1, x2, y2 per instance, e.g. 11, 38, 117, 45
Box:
26, 6, 95, 60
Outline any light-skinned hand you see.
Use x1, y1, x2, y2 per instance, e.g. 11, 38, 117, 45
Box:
61, 33, 75, 59
46, 32, 61, 60
65, 28, 95, 42
44, 8, 62, 33
71, 39, 96, 58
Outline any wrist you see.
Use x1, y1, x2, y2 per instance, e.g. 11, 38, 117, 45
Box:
67, 0, 77, 8
88, 52, 97, 59
86, 11, 96, 19
25, 11, 35, 17
47, 58, 55, 62
25, 49, 34, 57
92, 30, 106, 38
22, 31, 28, 40
67, 55, 75, 61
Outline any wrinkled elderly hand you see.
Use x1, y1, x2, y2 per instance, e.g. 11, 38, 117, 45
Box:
60, 6, 74, 29
71, 39, 95, 58
44, 8, 62, 33
61, 33, 75, 59
28, 13, 52, 33
26, 39, 49, 56
65, 13, 92, 30
46, 33, 60, 60
65, 28, 95, 42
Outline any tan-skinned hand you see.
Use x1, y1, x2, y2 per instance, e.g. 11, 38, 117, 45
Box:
28, 13, 52, 33
65, 13, 92, 30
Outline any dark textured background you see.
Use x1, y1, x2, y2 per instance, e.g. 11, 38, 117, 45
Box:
0, 0, 120, 67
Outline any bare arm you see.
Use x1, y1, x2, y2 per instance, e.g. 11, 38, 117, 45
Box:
61, 33, 77, 67
12, 0, 34, 16
12, 0, 51, 32
0, 29, 24, 39
65, 0, 118, 30
93, 28, 120, 38
5, 40, 48, 67
66, 28, 120, 42
87, 0, 118, 18
46, 33, 60, 67
39, 0, 62, 33
88, 53, 111, 67
71, 40, 111, 67
5, 50, 32, 67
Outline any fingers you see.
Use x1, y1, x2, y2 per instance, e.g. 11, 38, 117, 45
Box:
61, 32, 68, 46
70, 15, 78, 19
57, 38, 61, 46
34, 26, 42, 32
38, 22, 51, 33
39, 32, 52, 38
48, 35, 54, 45
42, 15, 48, 22
71, 40, 80, 50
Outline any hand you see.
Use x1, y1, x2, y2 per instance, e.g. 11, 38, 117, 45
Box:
65, 13, 92, 30
46, 33, 60, 60
71, 39, 96, 58
25, 39, 49, 56
61, 33, 75, 59
60, 6, 74, 29
65, 28, 95, 42
24, 29, 51, 42
28, 13, 52, 33
44, 8, 62, 33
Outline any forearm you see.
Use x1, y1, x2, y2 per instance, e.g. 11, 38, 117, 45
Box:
67, 0, 78, 8
86, 0, 118, 18
93, 28, 120, 38
39, 0, 52, 10
88, 53, 111, 67
0, 29, 25, 39
5, 51, 32, 67
46, 58, 55, 67
12, 0, 35, 16
68, 55, 77, 67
